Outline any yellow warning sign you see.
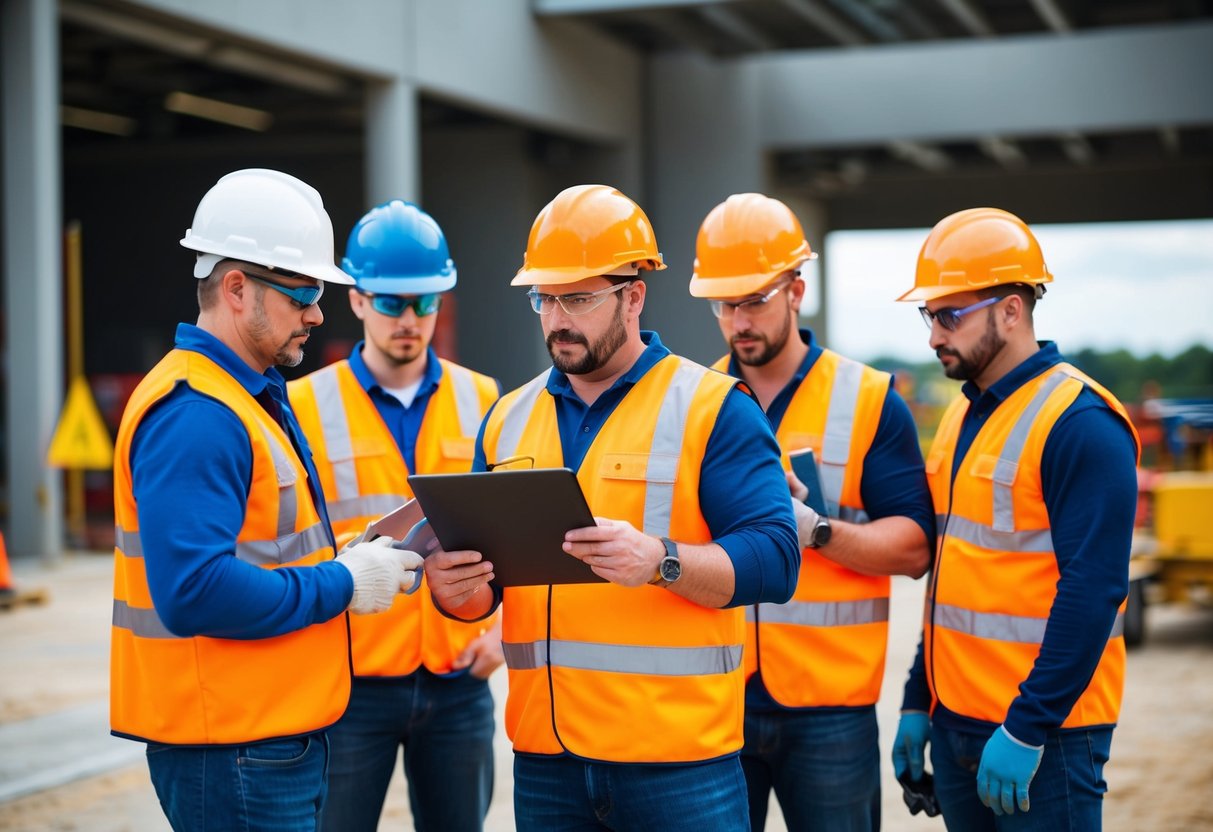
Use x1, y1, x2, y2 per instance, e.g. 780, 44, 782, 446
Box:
47, 376, 114, 470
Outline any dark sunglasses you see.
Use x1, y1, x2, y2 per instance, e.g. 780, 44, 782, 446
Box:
359, 291, 442, 318
918, 294, 1007, 331
243, 272, 324, 308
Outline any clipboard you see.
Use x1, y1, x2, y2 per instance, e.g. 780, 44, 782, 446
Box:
788, 447, 829, 517
407, 468, 605, 588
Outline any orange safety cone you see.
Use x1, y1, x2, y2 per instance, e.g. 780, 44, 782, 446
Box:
0, 531, 13, 593
0, 532, 49, 611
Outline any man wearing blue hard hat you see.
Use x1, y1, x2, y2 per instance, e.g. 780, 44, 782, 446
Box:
289, 200, 503, 831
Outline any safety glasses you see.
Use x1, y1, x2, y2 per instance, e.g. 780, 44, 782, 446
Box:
527, 281, 633, 316
244, 272, 324, 308
359, 291, 442, 318
918, 295, 1006, 331
708, 280, 790, 319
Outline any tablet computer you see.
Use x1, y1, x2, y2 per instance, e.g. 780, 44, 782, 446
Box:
407, 468, 606, 588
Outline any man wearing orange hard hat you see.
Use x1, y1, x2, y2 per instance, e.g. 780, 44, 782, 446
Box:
424, 184, 800, 830
891, 208, 1140, 828
689, 193, 933, 831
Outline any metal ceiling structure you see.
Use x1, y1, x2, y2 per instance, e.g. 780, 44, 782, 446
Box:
535, 0, 1213, 207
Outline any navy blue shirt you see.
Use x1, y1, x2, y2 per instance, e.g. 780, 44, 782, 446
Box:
901, 342, 1139, 746
738, 329, 935, 711
347, 342, 447, 473
471, 331, 800, 608
129, 324, 352, 639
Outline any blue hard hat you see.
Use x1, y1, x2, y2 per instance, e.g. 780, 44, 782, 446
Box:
341, 200, 457, 294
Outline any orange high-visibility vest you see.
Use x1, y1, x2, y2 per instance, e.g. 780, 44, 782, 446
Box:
483, 356, 745, 763
289, 358, 499, 676
112, 349, 349, 745
715, 350, 894, 708
924, 362, 1140, 727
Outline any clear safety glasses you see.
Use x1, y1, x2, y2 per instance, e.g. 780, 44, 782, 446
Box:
359, 291, 442, 318
527, 281, 633, 316
708, 281, 790, 319
918, 295, 1007, 331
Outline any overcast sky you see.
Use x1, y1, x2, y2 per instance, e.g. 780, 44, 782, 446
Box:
818, 219, 1213, 365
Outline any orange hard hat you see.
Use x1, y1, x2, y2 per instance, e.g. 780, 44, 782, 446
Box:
897, 207, 1052, 303
512, 184, 665, 286
688, 193, 815, 298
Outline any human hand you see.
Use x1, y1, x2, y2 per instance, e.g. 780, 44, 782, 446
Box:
562, 517, 665, 587
785, 468, 808, 503
451, 617, 504, 679
977, 725, 1043, 816
892, 711, 930, 782
424, 547, 494, 614
336, 537, 424, 615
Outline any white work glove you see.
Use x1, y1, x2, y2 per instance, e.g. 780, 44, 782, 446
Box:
792, 498, 822, 550
335, 537, 425, 615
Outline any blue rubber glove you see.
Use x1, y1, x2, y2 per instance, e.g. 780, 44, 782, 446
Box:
892, 711, 930, 781
976, 725, 1044, 816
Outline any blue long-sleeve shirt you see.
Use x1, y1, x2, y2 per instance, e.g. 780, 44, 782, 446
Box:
734, 329, 935, 711
901, 342, 1139, 746
129, 324, 353, 639
471, 331, 800, 607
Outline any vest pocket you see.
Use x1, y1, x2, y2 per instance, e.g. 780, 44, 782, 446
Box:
440, 436, 476, 461
598, 452, 676, 483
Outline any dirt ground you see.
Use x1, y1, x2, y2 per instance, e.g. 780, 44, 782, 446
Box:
1, 554, 1211, 831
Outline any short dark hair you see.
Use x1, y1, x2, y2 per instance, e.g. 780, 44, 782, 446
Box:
979, 283, 1037, 319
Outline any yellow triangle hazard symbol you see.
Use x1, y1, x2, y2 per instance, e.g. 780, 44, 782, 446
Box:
46, 376, 114, 470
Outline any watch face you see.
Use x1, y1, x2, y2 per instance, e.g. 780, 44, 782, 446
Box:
659, 557, 682, 582
812, 519, 832, 547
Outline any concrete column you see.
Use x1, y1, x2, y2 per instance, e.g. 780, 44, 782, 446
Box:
2, 0, 63, 560
365, 79, 419, 206
780, 195, 830, 345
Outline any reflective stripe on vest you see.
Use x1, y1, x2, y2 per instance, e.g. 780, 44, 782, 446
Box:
991, 368, 1070, 533
747, 597, 889, 628
820, 356, 864, 518
495, 369, 551, 462
939, 514, 1054, 553
503, 639, 742, 676
935, 601, 1125, 643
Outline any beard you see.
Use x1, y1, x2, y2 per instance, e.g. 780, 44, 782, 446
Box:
545, 298, 627, 376
376, 327, 426, 367
249, 291, 309, 368
731, 310, 793, 367
938, 310, 1004, 381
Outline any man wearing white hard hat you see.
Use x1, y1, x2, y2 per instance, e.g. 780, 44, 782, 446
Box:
110, 169, 424, 831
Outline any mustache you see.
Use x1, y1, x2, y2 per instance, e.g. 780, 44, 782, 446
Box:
936, 347, 959, 359
730, 331, 763, 345
547, 329, 588, 348
391, 328, 421, 338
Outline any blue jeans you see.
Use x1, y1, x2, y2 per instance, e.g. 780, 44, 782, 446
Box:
322, 670, 495, 832
146, 732, 329, 831
930, 722, 1112, 831
741, 706, 880, 832
514, 754, 750, 831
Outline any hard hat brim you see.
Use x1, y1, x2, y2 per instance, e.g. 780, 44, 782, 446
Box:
188, 249, 355, 285
355, 273, 456, 295
689, 272, 789, 299
511, 261, 666, 287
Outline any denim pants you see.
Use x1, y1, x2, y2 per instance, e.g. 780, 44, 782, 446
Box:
740, 705, 880, 832
146, 732, 329, 831
321, 669, 495, 832
930, 722, 1113, 831
514, 753, 750, 831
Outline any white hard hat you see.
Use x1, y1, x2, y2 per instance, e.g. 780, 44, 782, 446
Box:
180, 168, 354, 285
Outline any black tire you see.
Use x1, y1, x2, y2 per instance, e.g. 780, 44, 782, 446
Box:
1124, 578, 1147, 648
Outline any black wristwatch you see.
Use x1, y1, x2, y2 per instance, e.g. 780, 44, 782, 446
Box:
649, 536, 682, 587
807, 513, 832, 549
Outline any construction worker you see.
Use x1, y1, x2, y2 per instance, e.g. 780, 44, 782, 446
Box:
424, 184, 800, 831
289, 200, 503, 831
890, 208, 1140, 828
111, 169, 423, 832
688, 193, 933, 831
